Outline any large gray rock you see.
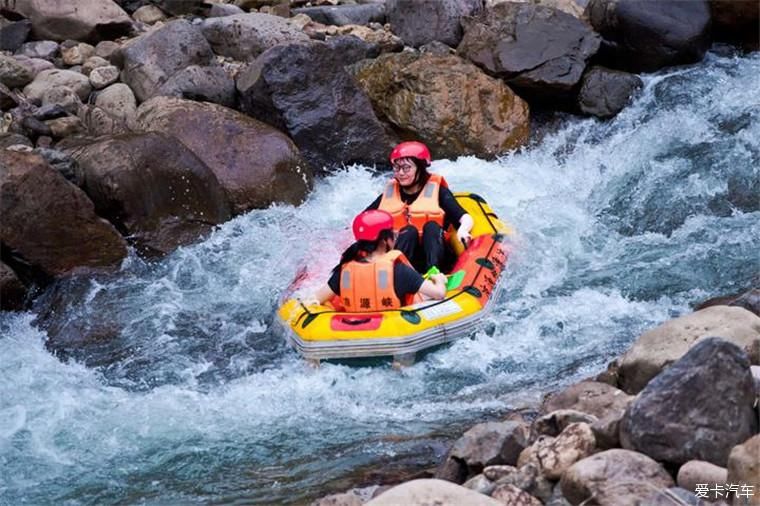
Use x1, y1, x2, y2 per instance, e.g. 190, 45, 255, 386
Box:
577, 66, 642, 119
120, 19, 215, 102
0, 261, 27, 310
67, 132, 231, 256
0, 150, 127, 278
0, 0, 132, 42
458, 2, 600, 102
711, 0, 759, 49
386, 0, 482, 48
620, 338, 758, 467
154, 65, 236, 108
585, 0, 711, 72
200, 13, 309, 61
618, 306, 760, 394
293, 3, 386, 26
560, 449, 674, 506
365, 479, 503, 506
237, 40, 394, 173
135, 96, 312, 214
447, 421, 531, 475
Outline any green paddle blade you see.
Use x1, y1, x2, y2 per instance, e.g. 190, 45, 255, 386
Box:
446, 270, 466, 290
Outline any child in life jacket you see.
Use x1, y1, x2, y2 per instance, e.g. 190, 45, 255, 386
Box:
364, 141, 474, 273
313, 210, 448, 311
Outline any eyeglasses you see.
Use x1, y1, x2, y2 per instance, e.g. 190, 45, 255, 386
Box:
392, 160, 416, 174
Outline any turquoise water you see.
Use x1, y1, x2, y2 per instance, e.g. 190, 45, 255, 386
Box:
1, 51, 758, 504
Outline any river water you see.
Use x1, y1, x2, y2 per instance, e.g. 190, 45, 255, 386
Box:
1, 51, 758, 505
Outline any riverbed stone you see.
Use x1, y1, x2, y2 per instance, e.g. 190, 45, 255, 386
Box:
120, 19, 215, 102
365, 479, 503, 506
0, 261, 27, 310
618, 306, 760, 394
208, 3, 245, 18
458, 2, 600, 102
697, 288, 760, 318
0, 150, 127, 278
67, 132, 231, 256
17, 40, 59, 61
294, 3, 386, 27
541, 380, 633, 418
491, 484, 543, 506
132, 5, 166, 24
620, 338, 758, 467
0, 54, 35, 89
463, 473, 497, 495
0, 18, 31, 52
586, 0, 711, 72
577, 66, 642, 119
81, 55, 110, 76
136, 96, 312, 214
154, 65, 236, 108
386, 0, 482, 48
532, 409, 598, 438
45, 116, 85, 139
727, 435, 760, 506
61, 41, 95, 66
237, 40, 394, 173
560, 449, 675, 506
677, 460, 728, 501
493, 462, 554, 503
89, 65, 120, 89
350, 51, 529, 159
1, 0, 132, 42
200, 13, 309, 61
24, 69, 92, 103
447, 420, 531, 476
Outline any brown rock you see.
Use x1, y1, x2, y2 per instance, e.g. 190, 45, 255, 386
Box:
618, 306, 760, 394
727, 435, 760, 506
560, 449, 674, 506
532, 409, 598, 438
0, 150, 127, 278
351, 52, 529, 159
60, 41, 95, 66
677, 460, 728, 501
491, 484, 543, 506
541, 380, 633, 419
45, 116, 86, 139
135, 96, 312, 214
67, 132, 232, 256
522, 423, 596, 480
448, 421, 531, 475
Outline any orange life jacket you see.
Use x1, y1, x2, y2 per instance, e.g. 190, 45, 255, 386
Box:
378, 173, 447, 233
339, 250, 416, 312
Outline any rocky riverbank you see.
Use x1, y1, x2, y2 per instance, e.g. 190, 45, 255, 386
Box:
2, 0, 757, 310
315, 298, 760, 506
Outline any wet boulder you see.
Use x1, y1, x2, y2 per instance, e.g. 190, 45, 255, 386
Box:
120, 19, 215, 102
620, 338, 758, 466
135, 96, 312, 214
618, 306, 760, 394
0, 261, 27, 310
350, 52, 529, 159
577, 66, 642, 119
710, 0, 759, 49
0, 150, 127, 279
696, 288, 760, 318
458, 2, 600, 103
443, 421, 531, 477
237, 40, 394, 173
585, 0, 711, 72
200, 13, 309, 61
293, 3, 386, 27
66, 132, 232, 256
0, 0, 132, 42
386, 0, 483, 48
365, 479, 503, 506
560, 449, 674, 506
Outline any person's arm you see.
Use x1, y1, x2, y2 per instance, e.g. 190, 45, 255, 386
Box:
313, 284, 337, 304
439, 187, 473, 246
418, 273, 447, 300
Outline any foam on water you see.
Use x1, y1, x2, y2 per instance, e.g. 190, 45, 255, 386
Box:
1, 51, 758, 504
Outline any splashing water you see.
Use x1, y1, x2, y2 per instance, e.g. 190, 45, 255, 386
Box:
1, 51, 758, 504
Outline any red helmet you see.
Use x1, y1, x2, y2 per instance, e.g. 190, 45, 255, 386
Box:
390, 141, 431, 164
352, 210, 394, 241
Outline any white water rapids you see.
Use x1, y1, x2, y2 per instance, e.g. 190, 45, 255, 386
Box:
1, 51, 758, 504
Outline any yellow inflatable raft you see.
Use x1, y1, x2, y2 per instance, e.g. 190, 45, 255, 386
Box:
277, 193, 512, 364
